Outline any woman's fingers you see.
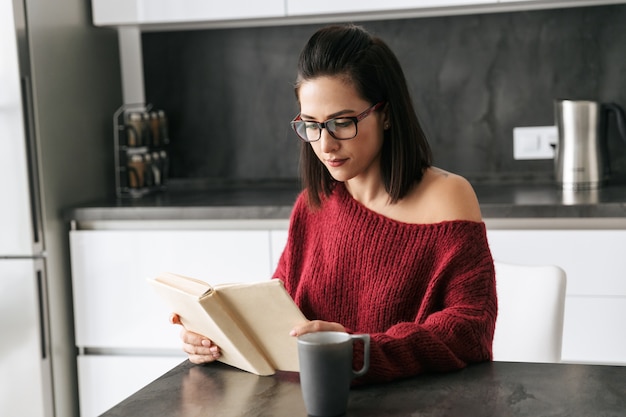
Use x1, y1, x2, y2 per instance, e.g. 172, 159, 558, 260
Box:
171, 313, 221, 363
181, 330, 221, 360
289, 320, 345, 337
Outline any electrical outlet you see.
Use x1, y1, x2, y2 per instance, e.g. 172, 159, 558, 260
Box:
513, 126, 558, 160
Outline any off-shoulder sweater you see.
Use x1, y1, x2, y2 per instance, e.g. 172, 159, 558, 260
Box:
273, 183, 497, 384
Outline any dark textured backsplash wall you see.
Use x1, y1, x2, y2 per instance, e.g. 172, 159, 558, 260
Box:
143, 4, 626, 184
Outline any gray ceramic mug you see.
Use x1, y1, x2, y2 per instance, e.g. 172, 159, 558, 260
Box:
297, 331, 370, 417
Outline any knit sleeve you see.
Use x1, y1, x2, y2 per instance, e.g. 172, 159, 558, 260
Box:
353, 223, 496, 385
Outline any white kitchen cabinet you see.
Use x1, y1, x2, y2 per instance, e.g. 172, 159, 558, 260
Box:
92, 0, 626, 28
286, 0, 496, 16
71, 229, 273, 350
91, 0, 285, 26
77, 355, 185, 417
93, 0, 501, 27
288, 0, 626, 18
0, 260, 50, 417
70, 227, 277, 416
497, 0, 626, 4
561, 296, 626, 364
487, 230, 626, 296
487, 229, 626, 365
270, 229, 289, 273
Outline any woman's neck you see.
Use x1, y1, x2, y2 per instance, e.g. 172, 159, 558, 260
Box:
343, 178, 390, 209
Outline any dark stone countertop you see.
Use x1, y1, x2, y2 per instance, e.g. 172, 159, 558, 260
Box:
66, 179, 626, 223
101, 360, 626, 417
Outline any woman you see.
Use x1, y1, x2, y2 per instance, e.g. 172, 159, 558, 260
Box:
172, 24, 497, 384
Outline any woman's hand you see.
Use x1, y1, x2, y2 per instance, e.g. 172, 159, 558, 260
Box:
170, 313, 221, 364
289, 320, 346, 337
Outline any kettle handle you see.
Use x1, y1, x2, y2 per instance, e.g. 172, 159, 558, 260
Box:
603, 103, 626, 143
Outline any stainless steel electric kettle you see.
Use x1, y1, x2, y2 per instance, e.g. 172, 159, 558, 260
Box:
554, 99, 626, 190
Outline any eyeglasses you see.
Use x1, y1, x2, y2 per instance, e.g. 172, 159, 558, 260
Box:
290, 102, 385, 142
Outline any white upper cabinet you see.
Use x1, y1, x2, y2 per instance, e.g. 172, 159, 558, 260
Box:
286, 0, 495, 16
92, 0, 626, 28
91, 0, 285, 26
498, 0, 625, 3
91, 0, 138, 25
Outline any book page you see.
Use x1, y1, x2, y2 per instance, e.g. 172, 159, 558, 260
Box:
154, 272, 213, 297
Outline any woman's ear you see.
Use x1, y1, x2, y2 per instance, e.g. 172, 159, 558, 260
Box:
383, 103, 391, 130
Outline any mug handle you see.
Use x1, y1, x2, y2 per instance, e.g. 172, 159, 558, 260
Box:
351, 334, 370, 378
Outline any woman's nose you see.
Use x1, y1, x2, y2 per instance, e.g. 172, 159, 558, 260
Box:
319, 129, 339, 153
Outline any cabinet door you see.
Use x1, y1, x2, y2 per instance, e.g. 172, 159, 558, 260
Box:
77, 355, 185, 417
287, 0, 496, 16
70, 229, 272, 349
91, 0, 140, 25
92, 0, 285, 26
0, 260, 50, 417
487, 230, 626, 296
561, 297, 626, 365
141, 0, 285, 23
487, 229, 626, 365
270, 229, 289, 275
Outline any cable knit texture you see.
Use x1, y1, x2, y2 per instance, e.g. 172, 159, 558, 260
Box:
274, 184, 497, 385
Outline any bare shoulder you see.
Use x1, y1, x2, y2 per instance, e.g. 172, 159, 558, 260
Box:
406, 167, 483, 223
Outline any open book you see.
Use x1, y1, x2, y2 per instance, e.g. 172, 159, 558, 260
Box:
148, 272, 307, 376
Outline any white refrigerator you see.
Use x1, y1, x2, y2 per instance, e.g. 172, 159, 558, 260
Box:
1, 0, 122, 416
0, 2, 51, 415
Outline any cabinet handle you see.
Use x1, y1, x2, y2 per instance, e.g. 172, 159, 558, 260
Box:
35, 268, 50, 360
20, 76, 44, 250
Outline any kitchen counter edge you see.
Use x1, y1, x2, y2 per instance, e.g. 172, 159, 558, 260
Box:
66, 182, 626, 229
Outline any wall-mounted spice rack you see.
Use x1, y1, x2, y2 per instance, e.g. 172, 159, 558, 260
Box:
114, 103, 170, 198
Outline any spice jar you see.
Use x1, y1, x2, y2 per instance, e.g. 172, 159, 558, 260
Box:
125, 112, 145, 147
127, 154, 145, 188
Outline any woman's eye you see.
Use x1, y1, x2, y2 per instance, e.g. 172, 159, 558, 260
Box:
304, 122, 319, 131
333, 119, 353, 129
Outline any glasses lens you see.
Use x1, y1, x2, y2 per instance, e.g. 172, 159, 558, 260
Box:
327, 118, 357, 140
293, 121, 320, 142
303, 121, 322, 141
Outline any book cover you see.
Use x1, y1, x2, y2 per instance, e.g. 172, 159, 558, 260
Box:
148, 273, 307, 376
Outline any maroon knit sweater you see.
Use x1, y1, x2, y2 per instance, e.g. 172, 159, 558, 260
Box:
274, 184, 497, 385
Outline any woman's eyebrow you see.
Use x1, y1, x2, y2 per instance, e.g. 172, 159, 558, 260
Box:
300, 109, 355, 120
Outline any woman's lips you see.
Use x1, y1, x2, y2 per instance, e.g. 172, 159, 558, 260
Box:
327, 158, 347, 167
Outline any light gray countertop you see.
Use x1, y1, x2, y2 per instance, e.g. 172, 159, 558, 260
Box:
66, 179, 626, 223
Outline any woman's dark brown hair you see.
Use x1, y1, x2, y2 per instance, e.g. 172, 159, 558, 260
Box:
295, 24, 432, 207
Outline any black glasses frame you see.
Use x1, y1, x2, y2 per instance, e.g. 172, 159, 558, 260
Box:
290, 101, 385, 142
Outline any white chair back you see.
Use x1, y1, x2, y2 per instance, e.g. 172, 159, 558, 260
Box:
492, 262, 567, 363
